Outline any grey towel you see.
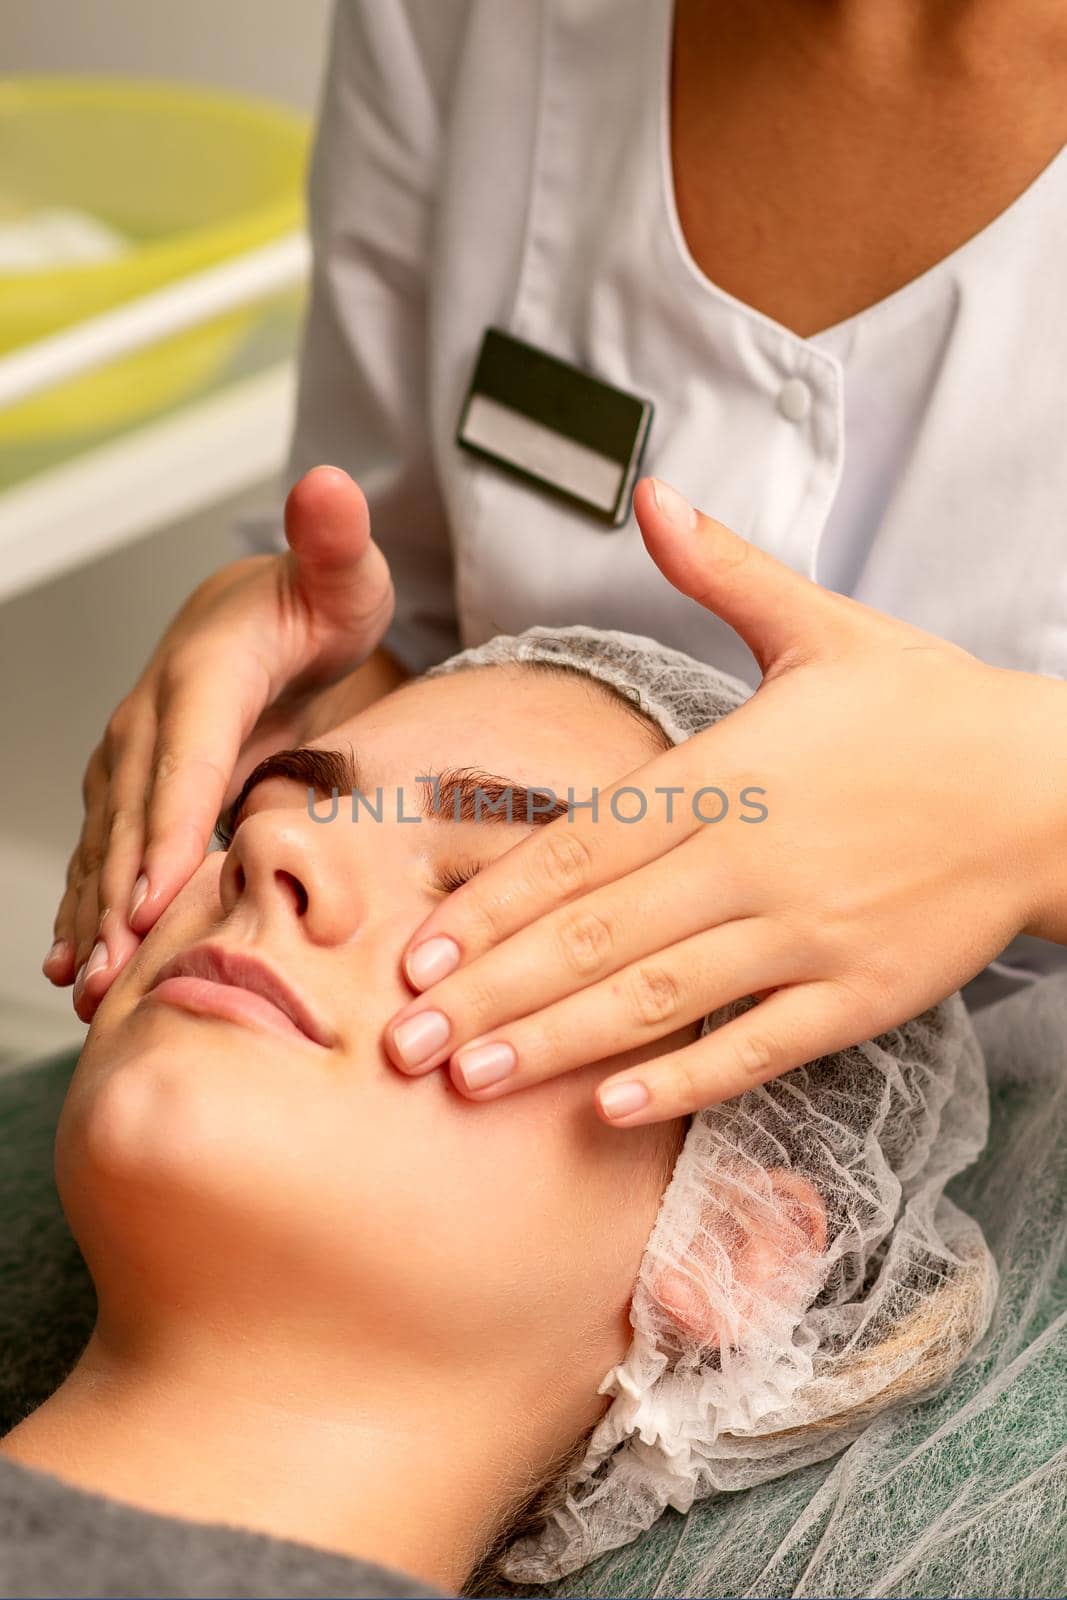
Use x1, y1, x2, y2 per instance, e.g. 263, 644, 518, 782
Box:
0, 1452, 451, 1599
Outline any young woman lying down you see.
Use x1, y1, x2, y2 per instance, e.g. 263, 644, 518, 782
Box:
0, 626, 996, 1596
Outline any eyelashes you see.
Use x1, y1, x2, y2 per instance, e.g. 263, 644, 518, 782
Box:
213, 815, 236, 850
435, 859, 482, 895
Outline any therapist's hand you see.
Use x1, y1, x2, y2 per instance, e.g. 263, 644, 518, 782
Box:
383, 476, 1067, 1126
45, 466, 395, 1021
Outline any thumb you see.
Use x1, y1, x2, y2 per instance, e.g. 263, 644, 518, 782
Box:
634, 476, 843, 675
282, 465, 394, 636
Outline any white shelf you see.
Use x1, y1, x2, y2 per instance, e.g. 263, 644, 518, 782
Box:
0, 232, 309, 410
0, 360, 296, 604
0, 230, 309, 605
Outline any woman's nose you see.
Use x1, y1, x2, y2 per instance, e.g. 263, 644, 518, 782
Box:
217, 809, 362, 943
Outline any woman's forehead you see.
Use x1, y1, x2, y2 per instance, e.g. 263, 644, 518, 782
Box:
315, 663, 661, 794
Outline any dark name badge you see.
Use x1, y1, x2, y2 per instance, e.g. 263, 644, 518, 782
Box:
456, 326, 654, 527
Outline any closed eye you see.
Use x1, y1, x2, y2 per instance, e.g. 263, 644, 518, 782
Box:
435, 859, 482, 895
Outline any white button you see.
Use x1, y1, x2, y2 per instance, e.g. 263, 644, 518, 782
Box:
777, 377, 812, 422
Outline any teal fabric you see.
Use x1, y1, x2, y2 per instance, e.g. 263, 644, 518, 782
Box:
0, 1049, 94, 1435
2, 974, 1065, 1598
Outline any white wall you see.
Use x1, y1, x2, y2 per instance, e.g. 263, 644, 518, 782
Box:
0, 2, 332, 1066
2, 0, 332, 112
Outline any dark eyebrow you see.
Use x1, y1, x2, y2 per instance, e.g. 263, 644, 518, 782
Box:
426, 767, 572, 825
218, 746, 359, 844
215, 747, 572, 844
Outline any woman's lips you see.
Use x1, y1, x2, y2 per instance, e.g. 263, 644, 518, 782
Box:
148, 975, 313, 1044
145, 942, 336, 1047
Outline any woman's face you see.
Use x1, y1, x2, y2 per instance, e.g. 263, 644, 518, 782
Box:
59, 664, 688, 1419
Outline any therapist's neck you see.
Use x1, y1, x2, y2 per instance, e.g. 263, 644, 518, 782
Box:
0, 1311, 564, 1592
753, 0, 1063, 58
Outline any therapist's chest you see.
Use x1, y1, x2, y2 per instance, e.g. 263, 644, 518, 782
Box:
668, 0, 1067, 341
427, 0, 1067, 687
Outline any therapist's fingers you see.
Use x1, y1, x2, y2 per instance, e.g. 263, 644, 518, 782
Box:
283, 466, 395, 661
128, 645, 264, 935
44, 745, 106, 985
65, 746, 110, 981
387, 829, 753, 1074
47, 465, 397, 1019
46, 689, 162, 1019
72, 913, 141, 1022
93, 697, 156, 940
397, 477, 854, 989
72, 702, 162, 1018
401, 753, 699, 991
633, 475, 864, 676
443, 918, 798, 1106
588, 979, 867, 1123
45, 845, 94, 992
44, 876, 80, 986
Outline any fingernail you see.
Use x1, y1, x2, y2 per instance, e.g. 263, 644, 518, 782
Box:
405, 936, 460, 989
84, 940, 109, 982
455, 1041, 517, 1092
650, 478, 697, 530
73, 940, 110, 1007
128, 872, 149, 920
42, 939, 70, 974
599, 1080, 650, 1120
392, 1009, 450, 1069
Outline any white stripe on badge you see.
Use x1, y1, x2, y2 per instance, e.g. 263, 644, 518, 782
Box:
461, 392, 625, 513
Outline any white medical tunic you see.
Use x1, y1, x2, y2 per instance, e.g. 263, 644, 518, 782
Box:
243, 0, 1067, 1002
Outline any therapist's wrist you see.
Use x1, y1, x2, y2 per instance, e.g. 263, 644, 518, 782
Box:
1016, 669, 1067, 946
